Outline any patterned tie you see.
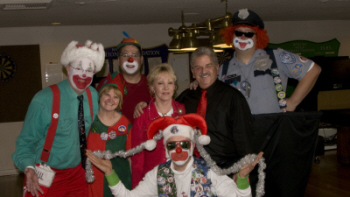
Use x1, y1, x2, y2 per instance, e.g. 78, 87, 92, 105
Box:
196, 90, 207, 118
77, 95, 87, 169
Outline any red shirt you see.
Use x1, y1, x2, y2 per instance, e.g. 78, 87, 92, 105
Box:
121, 75, 151, 123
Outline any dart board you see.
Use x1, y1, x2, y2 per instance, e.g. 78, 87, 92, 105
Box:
217, 49, 233, 65
0, 54, 16, 82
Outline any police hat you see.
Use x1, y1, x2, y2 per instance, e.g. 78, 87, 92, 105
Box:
232, 8, 264, 29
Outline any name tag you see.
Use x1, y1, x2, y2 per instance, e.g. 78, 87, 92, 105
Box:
35, 164, 55, 188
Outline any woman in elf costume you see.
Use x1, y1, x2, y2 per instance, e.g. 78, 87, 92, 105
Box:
87, 75, 132, 197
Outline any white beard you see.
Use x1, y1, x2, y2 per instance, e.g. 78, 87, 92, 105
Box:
122, 61, 139, 74
233, 37, 254, 51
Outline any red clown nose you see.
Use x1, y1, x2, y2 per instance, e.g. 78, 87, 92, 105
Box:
128, 57, 134, 63
176, 147, 182, 153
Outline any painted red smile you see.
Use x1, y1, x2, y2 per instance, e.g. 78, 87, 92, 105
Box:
73, 75, 92, 89
239, 42, 247, 48
170, 151, 189, 161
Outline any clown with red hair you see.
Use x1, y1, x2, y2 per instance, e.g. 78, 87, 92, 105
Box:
215, 8, 321, 114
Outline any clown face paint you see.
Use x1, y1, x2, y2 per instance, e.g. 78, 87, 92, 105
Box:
68, 57, 95, 93
233, 37, 254, 51
169, 148, 191, 166
119, 45, 142, 75
168, 141, 194, 166
122, 59, 139, 74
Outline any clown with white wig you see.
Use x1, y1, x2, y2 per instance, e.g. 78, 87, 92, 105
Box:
13, 40, 105, 196
87, 114, 263, 197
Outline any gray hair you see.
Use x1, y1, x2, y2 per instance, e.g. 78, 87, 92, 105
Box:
190, 47, 219, 68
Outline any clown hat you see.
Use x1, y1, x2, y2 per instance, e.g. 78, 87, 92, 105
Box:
232, 8, 264, 29
144, 114, 211, 151
61, 40, 105, 72
116, 37, 142, 53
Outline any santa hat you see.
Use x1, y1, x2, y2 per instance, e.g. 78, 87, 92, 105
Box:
232, 8, 264, 29
144, 113, 211, 151
116, 38, 142, 53
61, 40, 105, 72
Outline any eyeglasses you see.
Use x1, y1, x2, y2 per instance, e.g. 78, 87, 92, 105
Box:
234, 31, 256, 38
70, 66, 94, 74
166, 140, 191, 151
120, 53, 140, 58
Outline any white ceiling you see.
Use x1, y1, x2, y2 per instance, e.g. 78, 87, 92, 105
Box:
0, 0, 350, 28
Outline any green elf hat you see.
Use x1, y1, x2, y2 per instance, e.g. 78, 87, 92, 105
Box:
99, 71, 126, 96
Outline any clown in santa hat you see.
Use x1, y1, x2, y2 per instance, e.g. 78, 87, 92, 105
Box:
13, 40, 105, 196
87, 113, 263, 197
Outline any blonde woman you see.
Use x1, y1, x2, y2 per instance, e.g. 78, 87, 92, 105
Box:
131, 63, 185, 188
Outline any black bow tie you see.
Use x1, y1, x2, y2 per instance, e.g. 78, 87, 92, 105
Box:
254, 69, 272, 77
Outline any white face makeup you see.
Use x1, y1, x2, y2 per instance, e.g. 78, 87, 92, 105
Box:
233, 37, 255, 51
122, 60, 139, 74
118, 45, 142, 75
169, 148, 192, 166
68, 57, 95, 93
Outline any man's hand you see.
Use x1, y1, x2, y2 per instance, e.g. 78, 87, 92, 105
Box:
239, 152, 264, 178
86, 150, 113, 175
188, 80, 199, 90
25, 167, 43, 197
285, 98, 297, 112
133, 101, 147, 119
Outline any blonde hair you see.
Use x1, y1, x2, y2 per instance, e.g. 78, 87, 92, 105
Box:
147, 63, 177, 86
147, 63, 178, 98
98, 85, 123, 111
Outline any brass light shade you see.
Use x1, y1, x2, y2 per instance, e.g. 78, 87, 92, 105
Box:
168, 28, 182, 51
212, 31, 232, 48
168, 0, 232, 52
213, 13, 232, 48
181, 30, 199, 51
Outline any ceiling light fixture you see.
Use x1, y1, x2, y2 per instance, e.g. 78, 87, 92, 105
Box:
0, 0, 53, 10
168, 0, 232, 52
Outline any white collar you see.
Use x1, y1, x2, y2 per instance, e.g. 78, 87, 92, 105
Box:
158, 107, 174, 117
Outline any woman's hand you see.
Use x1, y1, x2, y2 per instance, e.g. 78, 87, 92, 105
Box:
86, 150, 113, 175
238, 152, 264, 178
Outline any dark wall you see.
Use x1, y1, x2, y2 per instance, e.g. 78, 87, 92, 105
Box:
291, 56, 350, 112
0, 45, 41, 123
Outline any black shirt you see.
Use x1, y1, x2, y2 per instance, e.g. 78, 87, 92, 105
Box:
176, 79, 253, 168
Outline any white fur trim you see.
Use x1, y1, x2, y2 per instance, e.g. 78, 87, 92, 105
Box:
145, 140, 157, 151
61, 40, 105, 72
162, 124, 194, 145
198, 135, 211, 145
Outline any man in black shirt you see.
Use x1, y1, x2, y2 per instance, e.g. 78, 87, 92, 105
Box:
176, 46, 253, 169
